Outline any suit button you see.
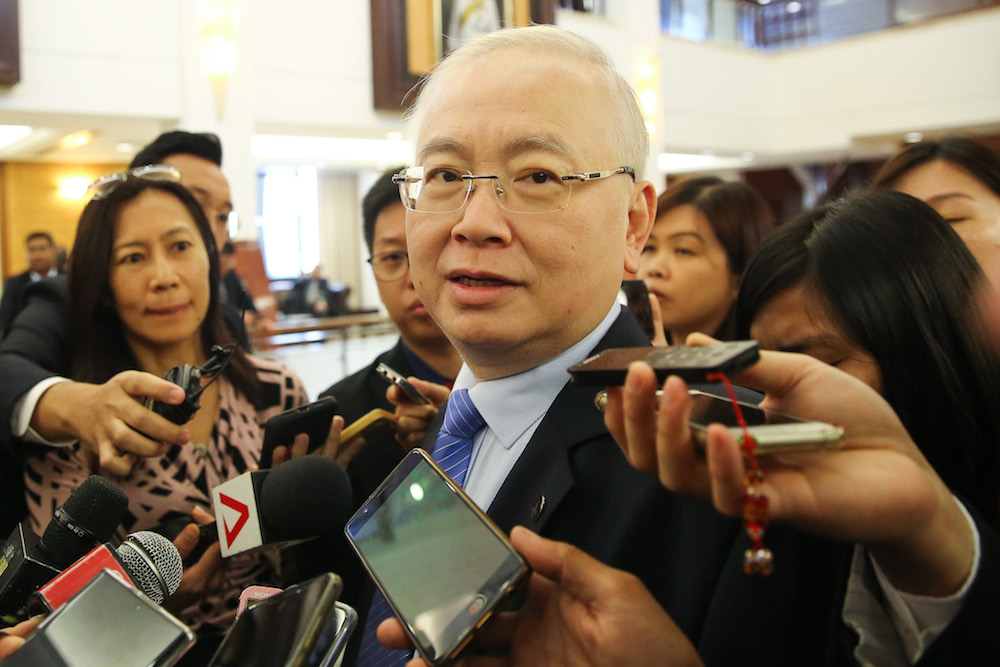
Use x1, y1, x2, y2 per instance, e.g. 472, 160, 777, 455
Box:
531, 495, 546, 522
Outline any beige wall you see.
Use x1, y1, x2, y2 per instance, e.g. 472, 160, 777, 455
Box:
0, 162, 127, 281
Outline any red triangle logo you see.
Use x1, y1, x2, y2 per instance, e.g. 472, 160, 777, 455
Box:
219, 493, 250, 548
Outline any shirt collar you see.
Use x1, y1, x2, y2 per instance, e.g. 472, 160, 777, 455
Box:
455, 304, 621, 450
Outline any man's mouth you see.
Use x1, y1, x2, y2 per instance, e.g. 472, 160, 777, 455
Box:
452, 276, 509, 287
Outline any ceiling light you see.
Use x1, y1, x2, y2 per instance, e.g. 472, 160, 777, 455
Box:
0, 125, 31, 150
787, 2, 803, 13
116, 142, 136, 154
59, 177, 92, 199
58, 131, 94, 150
903, 131, 924, 144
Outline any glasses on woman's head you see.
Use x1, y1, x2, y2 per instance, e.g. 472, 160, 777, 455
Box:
86, 164, 182, 201
392, 165, 635, 214
367, 251, 410, 282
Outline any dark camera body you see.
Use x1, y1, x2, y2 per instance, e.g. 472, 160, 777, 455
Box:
145, 365, 204, 425
145, 345, 236, 425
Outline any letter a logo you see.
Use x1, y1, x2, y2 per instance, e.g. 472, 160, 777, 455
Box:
220, 493, 250, 548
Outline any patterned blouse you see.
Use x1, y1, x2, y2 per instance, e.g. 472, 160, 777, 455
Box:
23, 355, 308, 631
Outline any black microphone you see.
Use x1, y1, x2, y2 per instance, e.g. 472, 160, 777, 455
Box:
210, 455, 352, 558
28, 531, 183, 614
0, 476, 128, 616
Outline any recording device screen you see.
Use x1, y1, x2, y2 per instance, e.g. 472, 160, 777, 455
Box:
2, 570, 194, 667
346, 449, 528, 665
208, 573, 345, 667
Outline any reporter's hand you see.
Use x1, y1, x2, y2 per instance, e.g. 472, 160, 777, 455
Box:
605, 334, 975, 596
271, 416, 353, 468
31, 372, 191, 476
388, 378, 450, 451
377, 527, 702, 667
648, 292, 668, 347
164, 505, 226, 614
0, 615, 45, 659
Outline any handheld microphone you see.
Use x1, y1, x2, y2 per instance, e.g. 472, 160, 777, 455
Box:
211, 455, 352, 558
28, 531, 183, 614
0, 476, 128, 616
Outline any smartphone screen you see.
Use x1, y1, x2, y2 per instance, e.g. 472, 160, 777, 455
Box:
207, 573, 343, 667
688, 390, 844, 453
3, 570, 195, 667
345, 449, 529, 666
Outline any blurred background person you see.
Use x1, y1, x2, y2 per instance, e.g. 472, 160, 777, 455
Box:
638, 177, 773, 344
0, 231, 62, 340
285, 265, 346, 317
873, 136, 1000, 281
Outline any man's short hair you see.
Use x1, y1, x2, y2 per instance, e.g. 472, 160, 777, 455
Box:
26, 231, 54, 246
407, 25, 649, 179
129, 131, 223, 169
362, 166, 406, 255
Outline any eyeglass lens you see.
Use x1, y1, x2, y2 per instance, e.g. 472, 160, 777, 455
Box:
400, 169, 573, 214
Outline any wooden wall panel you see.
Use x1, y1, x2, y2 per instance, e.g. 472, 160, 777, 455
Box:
1, 161, 127, 280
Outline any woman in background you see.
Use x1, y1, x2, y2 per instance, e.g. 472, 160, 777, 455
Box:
736, 190, 1000, 526
638, 176, 773, 344
22, 169, 308, 633
873, 136, 1000, 278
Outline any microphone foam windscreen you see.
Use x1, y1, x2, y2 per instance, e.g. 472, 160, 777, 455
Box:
259, 455, 352, 541
117, 531, 184, 605
40, 475, 129, 567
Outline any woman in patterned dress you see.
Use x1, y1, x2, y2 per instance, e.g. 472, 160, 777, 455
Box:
23, 170, 309, 634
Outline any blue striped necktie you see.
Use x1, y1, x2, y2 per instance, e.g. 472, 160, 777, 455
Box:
353, 389, 485, 666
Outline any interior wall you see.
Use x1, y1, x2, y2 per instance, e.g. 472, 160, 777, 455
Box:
0, 161, 127, 280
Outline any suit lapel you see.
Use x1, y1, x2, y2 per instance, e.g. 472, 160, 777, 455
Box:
488, 307, 650, 533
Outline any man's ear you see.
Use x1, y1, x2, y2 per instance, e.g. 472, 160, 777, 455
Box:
623, 180, 657, 275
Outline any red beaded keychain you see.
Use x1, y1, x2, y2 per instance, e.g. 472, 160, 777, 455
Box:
706, 372, 773, 576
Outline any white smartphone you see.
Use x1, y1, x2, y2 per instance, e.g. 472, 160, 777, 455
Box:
688, 390, 844, 454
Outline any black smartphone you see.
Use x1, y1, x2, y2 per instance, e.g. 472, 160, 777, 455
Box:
376, 363, 431, 405
688, 390, 844, 454
620, 279, 656, 341
207, 573, 346, 667
259, 396, 338, 468
345, 449, 530, 666
567, 340, 760, 386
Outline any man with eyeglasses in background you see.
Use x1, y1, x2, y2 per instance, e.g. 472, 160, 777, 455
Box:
0, 131, 241, 535
290, 168, 461, 604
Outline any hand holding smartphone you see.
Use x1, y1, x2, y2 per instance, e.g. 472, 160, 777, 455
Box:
376, 363, 431, 405
259, 397, 338, 468
345, 449, 529, 666
337, 408, 397, 455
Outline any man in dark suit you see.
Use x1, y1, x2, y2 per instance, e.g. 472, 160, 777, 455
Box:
0, 231, 60, 340
365, 25, 997, 667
